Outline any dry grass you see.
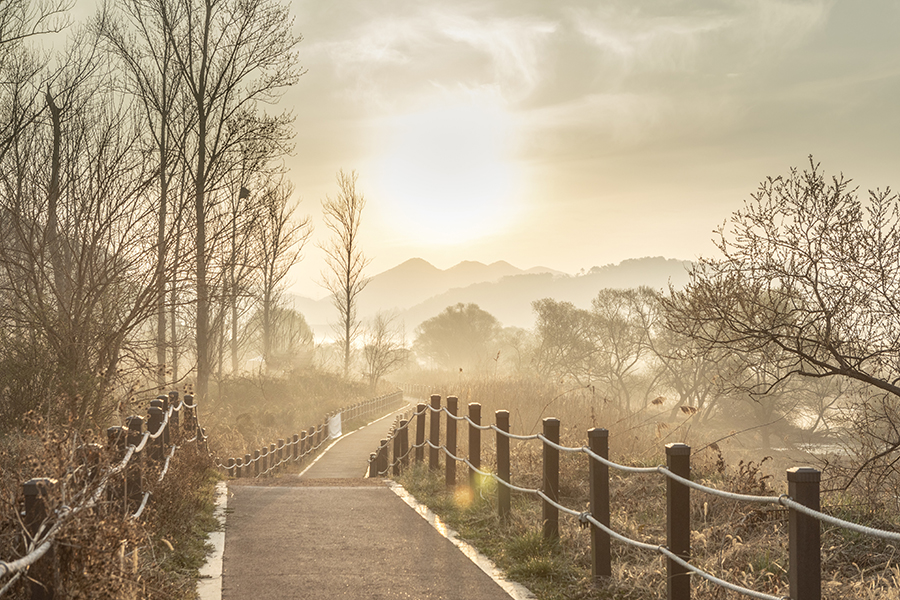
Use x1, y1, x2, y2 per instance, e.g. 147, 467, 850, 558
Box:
0, 416, 218, 599
205, 367, 372, 459
397, 375, 900, 600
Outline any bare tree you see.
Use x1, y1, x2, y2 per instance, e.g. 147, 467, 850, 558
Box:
254, 180, 311, 369
663, 158, 900, 482
532, 298, 595, 385
363, 312, 407, 393
0, 45, 164, 427
320, 169, 370, 377
158, 0, 303, 402
96, 0, 188, 390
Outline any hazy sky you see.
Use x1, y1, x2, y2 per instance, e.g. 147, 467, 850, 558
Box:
76, 1, 900, 297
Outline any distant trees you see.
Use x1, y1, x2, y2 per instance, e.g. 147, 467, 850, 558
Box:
363, 312, 407, 393
414, 303, 501, 372
320, 170, 370, 377
533, 289, 659, 411
243, 306, 314, 370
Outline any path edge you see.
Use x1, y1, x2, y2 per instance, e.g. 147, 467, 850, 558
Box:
197, 480, 228, 600
386, 480, 537, 600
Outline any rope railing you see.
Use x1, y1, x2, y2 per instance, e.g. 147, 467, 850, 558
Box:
2, 389, 407, 597
374, 390, 900, 600
218, 390, 405, 480
0, 391, 203, 592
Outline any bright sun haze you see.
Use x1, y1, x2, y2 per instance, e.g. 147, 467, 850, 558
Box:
376, 101, 518, 245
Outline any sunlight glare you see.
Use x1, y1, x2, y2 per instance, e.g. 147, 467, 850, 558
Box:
377, 102, 518, 245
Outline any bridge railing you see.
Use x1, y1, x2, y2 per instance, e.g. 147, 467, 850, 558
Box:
217, 390, 405, 479
369, 392, 900, 600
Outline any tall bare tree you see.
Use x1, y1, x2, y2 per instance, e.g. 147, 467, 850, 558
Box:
320, 169, 370, 377
96, 0, 188, 390
158, 0, 302, 402
255, 180, 311, 369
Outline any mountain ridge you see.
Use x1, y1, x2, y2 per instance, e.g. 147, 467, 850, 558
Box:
289, 256, 691, 338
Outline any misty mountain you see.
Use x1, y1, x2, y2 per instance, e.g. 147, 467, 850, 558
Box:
290, 256, 691, 338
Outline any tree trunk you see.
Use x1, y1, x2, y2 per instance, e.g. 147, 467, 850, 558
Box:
156, 115, 168, 390
195, 111, 209, 403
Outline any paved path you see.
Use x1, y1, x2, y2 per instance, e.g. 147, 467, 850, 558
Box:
221, 404, 516, 600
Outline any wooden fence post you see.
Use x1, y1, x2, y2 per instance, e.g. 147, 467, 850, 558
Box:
788, 467, 821, 600
107, 426, 127, 509
253, 449, 260, 478
156, 394, 171, 446
277, 439, 285, 472
125, 416, 144, 511
243, 454, 251, 478
168, 391, 180, 441
468, 403, 482, 492
666, 443, 691, 600
429, 394, 441, 471
183, 394, 197, 439
446, 396, 458, 487
393, 433, 402, 476
399, 420, 409, 468
496, 410, 510, 521
589, 428, 611, 580
542, 417, 560, 542
415, 403, 426, 464
24, 478, 57, 600
269, 443, 276, 476
146, 406, 164, 461
292, 434, 299, 461
377, 439, 389, 476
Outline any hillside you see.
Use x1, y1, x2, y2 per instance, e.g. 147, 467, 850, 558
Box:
290, 256, 692, 338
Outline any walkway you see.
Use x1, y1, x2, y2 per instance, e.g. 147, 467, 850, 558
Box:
221, 405, 518, 600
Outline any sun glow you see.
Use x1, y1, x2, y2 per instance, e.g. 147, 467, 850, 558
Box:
376, 101, 519, 245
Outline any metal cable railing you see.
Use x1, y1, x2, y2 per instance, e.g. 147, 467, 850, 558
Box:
376, 389, 900, 600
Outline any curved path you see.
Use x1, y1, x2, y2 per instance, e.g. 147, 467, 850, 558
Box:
219, 404, 520, 600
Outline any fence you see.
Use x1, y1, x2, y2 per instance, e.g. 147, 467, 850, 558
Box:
0, 389, 404, 599
369, 393, 900, 600
0, 391, 204, 599
217, 391, 405, 479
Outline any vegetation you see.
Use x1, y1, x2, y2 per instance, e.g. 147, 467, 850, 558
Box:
320, 169, 371, 378
396, 377, 900, 599
0, 422, 220, 599
0, 0, 898, 592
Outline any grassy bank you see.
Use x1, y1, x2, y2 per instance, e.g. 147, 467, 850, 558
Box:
394, 377, 900, 599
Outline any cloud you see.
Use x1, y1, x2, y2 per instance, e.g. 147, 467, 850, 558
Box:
436, 11, 558, 101
568, 0, 832, 79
